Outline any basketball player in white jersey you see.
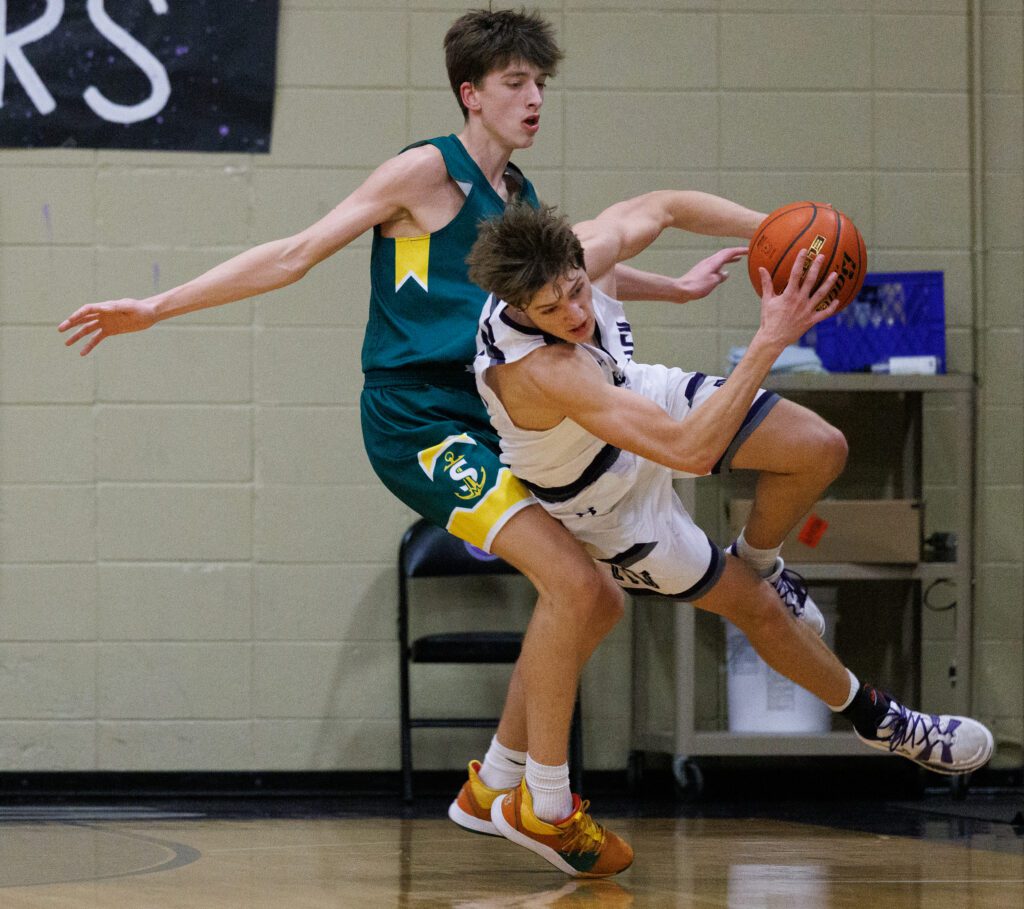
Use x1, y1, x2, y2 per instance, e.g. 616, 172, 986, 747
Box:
467, 198, 993, 877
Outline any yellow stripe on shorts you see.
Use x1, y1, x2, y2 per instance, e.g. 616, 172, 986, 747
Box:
447, 467, 533, 551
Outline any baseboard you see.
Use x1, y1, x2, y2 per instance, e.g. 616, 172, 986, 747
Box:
0, 764, 1017, 802
0, 770, 629, 801
0, 771, 402, 799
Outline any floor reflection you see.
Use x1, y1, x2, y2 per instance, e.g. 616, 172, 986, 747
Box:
0, 794, 1020, 907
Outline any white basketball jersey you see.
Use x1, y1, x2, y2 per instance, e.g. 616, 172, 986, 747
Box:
473, 284, 776, 601
473, 285, 639, 505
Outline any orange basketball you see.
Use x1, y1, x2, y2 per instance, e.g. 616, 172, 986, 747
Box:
747, 201, 867, 313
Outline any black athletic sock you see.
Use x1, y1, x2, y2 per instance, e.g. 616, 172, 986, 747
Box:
842, 684, 892, 739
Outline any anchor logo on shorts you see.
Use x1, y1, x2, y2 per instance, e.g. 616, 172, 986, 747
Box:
444, 451, 486, 500
417, 433, 487, 501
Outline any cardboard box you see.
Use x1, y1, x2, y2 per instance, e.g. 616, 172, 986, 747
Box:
728, 499, 922, 563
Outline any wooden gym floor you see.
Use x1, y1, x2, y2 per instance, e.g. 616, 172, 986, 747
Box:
2, 779, 1022, 908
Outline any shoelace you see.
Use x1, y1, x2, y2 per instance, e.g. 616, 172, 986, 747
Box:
560, 800, 605, 855
773, 568, 808, 618
878, 700, 958, 763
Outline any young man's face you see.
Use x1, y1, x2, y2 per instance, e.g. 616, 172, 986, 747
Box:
514, 269, 595, 344
466, 59, 547, 149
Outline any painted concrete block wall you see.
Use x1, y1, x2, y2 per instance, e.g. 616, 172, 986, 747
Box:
0, 1, 1020, 772
974, 0, 1024, 766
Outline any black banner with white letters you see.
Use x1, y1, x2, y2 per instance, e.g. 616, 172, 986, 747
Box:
0, 1, 279, 152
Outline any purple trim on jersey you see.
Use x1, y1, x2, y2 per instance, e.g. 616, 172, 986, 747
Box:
684, 372, 707, 406
480, 297, 506, 364
496, 305, 563, 347
711, 391, 781, 475
621, 537, 724, 602
520, 442, 622, 503
675, 539, 726, 601
597, 540, 658, 568
498, 307, 542, 334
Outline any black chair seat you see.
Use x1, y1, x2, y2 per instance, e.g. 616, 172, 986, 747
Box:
411, 631, 523, 664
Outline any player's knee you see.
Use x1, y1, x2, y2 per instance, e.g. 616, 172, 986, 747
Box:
578, 566, 626, 633
548, 562, 624, 635
819, 422, 848, 482
799, 417, 847, 484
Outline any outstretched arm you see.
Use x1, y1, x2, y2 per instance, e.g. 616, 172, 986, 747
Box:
578, 191, 764, 287
611, 247, 748, 303
58, 151, 428, 355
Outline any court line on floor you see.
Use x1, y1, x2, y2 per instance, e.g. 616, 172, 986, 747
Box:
0, 823, 201, 889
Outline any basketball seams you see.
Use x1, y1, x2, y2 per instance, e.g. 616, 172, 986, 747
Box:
820, 206, 842, 294
748, 203, 820, 290
768, 203, 818, 285
756, 201, 816, 234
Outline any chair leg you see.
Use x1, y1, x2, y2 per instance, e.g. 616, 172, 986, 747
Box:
401, 728, 414, 803
400, 665, 414, 803
569, 688, 584, 795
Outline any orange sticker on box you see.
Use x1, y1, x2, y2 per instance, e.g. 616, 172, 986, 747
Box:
797, 514, 829, 548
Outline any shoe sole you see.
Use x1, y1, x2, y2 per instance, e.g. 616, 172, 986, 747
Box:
491, 794, 632, 878
856, 724, 995, 776
448, 798, 500, 836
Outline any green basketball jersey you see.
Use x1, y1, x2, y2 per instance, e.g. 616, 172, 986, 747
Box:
361, 134, 539, 377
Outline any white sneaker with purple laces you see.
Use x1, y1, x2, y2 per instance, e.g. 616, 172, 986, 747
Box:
764, 558, 826, 637
855, 690, 994, 775
727, 545, 826, 637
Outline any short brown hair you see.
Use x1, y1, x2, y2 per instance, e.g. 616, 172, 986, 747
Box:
444, 8, 562, 119
467, 202, 585, 310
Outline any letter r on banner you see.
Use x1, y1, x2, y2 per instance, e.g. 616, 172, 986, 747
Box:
0, 0, 65, 115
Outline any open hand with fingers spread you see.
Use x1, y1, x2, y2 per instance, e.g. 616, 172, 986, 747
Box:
58, 299, 158, 356
755, 249, 839, 352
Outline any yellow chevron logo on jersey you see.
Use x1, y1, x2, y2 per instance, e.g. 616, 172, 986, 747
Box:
395, 235, 430, 292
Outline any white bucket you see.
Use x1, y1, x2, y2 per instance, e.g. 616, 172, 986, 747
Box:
724, 587, 838, 734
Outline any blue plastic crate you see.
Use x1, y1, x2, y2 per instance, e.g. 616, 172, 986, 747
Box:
801, 271, 946, 373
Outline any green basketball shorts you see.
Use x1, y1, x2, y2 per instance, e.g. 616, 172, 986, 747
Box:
361, 373, 535, 552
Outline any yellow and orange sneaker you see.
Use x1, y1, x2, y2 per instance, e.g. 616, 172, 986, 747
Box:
491, 780, 633, 877
447, 760, 513, 836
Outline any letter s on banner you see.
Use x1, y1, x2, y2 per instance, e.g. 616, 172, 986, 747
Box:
83, 0, 170, 124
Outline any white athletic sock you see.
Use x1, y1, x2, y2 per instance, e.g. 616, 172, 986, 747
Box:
525, 755, 573, 824
734, 528, 782, 578
477, 735, 527, 791
828, 669, 860, 712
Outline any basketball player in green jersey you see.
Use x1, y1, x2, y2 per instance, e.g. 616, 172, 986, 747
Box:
59, 8, 764, 873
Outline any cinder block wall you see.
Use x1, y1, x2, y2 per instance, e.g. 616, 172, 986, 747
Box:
0, 1, 1020, 772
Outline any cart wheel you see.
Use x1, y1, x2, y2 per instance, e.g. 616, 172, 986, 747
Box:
949, 772, 970, 801
672, 755, 704, 799
626, 751, 645, 793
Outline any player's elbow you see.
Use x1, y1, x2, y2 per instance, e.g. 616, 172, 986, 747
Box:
667, 446, 717, 476
275, 235, 317, 285
683, 455, 718, 476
